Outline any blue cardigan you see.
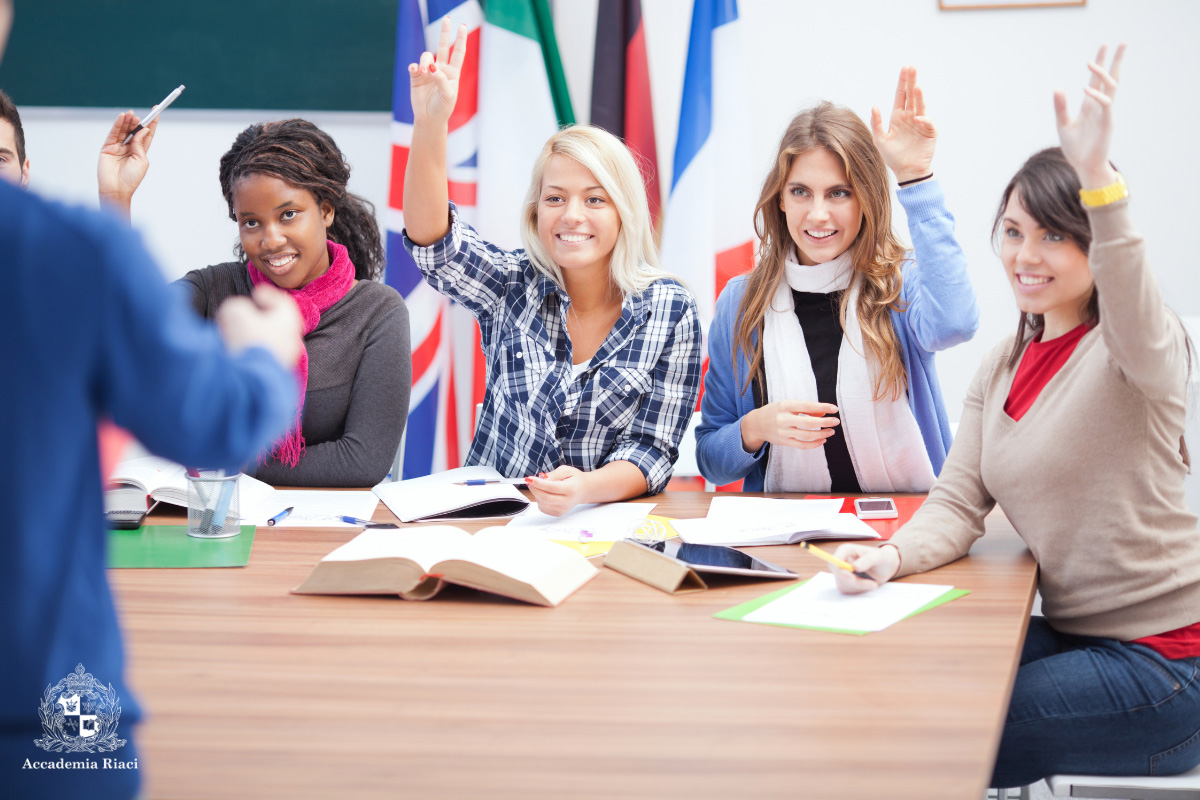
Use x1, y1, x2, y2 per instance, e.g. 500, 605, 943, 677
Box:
696, 179, 979, 490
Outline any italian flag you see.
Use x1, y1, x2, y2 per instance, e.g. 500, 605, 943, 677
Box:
475, 0, 575, 250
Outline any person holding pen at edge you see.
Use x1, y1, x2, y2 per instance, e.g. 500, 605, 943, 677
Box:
696, 69, 978, 494
831, 47, 1200, 789
403, 19, 702, 516
97, 111, 411, 487
0, 3, 303, 795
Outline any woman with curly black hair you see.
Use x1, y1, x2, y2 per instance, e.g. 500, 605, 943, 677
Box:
99, 115, 410, 486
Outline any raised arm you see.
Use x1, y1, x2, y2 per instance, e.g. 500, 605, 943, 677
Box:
1057, 46, 1185, 397
404, 17, 468, 246
871, 66, 936, 187
97, 110, 158, 220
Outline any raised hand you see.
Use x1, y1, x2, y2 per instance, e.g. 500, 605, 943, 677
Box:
97, 110, 159, 217
870, 66, 937, 185
409, 17, 469, 126
1054, 44, 1125, 190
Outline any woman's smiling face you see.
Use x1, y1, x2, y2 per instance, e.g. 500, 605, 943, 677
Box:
233, 173, 334, 290
1000, 191, 1094, 333
780, 148, 862, 266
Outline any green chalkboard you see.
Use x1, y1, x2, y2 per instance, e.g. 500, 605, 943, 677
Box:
0, 1, 398, 111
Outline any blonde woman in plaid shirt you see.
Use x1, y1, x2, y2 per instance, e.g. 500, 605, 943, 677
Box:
403, 20, 702, 516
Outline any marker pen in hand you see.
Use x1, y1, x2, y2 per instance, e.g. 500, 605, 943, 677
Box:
122, 85, 185, 144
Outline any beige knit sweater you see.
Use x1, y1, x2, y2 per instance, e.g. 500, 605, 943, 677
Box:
890, 198, 1198, 640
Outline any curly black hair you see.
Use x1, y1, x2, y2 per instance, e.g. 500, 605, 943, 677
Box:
218, 119, 384, 281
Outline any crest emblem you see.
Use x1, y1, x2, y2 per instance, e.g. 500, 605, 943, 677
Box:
34, 664, 126, 753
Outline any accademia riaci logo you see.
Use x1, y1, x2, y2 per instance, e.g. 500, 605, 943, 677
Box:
33, 663, 126, 754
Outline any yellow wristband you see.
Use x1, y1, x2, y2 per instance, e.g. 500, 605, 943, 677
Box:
1079, 173, 1128, 208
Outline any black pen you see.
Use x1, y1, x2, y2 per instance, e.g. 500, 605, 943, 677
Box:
266, 507, 294, 526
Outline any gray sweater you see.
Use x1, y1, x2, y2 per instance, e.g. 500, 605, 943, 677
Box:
178, 262, 411, 487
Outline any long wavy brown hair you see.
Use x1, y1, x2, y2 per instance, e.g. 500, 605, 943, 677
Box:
734, 102, 909, 401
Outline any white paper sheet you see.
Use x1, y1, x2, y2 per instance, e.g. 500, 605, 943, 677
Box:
497, 502, 655, 542
706, 497, 843, 531
252, 491, 380, 527
743, 572, 954, 632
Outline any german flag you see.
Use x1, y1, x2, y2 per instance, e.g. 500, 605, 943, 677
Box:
589, 0, 661, 231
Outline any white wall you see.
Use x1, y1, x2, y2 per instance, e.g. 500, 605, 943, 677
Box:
17, 0, 1200, 430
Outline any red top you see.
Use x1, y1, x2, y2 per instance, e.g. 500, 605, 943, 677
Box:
1003, 322, 1200, 658
1134, 624, 1200, 659
1003, 322, 1091, 421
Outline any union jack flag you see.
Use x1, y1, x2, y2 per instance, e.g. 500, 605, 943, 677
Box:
386, 0, 486, 479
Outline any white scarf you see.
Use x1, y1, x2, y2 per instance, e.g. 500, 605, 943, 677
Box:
762, 251, 935, 493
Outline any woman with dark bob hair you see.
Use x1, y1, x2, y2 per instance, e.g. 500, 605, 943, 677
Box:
828, 46, 1200, 789
98, 114, 411, 486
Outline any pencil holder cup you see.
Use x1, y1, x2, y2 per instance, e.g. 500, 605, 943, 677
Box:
186, 471, 241, 539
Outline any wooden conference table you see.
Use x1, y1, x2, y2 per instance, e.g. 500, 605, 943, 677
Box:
109, 492, 1037, 800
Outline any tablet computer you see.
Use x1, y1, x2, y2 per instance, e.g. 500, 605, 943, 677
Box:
637, 539, 797, 579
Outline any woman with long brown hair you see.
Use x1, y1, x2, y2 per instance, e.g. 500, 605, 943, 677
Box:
696, 69, 978, 492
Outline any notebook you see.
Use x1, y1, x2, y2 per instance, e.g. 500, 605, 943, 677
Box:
372, 466, 530, 522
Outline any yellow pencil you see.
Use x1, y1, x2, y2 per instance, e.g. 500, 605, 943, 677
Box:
800, 541, 874, 581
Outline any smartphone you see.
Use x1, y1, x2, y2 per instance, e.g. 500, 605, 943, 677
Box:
854, 497, 898, 520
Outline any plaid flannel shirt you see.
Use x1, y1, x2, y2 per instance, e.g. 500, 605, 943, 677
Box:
405, 204, 702, 493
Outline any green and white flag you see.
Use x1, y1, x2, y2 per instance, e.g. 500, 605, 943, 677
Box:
476, 0, 574, 249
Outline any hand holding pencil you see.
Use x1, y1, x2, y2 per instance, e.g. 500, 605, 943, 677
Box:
819, 542, 903, 595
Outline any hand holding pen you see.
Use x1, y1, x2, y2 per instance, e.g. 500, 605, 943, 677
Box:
122, 85, 184, 144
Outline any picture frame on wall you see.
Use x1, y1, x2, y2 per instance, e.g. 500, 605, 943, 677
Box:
940, 0, 1085, 8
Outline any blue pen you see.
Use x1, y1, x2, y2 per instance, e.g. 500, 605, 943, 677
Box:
452, 478, 529, 486
208, 473, 237, 535
267, 507, 294, 526
340, 516, 399, 529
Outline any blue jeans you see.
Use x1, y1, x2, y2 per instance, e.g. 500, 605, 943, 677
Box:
991, 616, 1200, 788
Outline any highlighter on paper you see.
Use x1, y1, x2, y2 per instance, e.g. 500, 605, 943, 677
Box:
800, 541, 874, 581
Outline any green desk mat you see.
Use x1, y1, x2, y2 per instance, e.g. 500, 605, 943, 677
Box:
107, 525, 255, 568
715, 579, 969, 636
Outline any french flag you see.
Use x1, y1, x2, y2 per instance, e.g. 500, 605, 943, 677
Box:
386, 0, 484, 479
659, 0, 756, 340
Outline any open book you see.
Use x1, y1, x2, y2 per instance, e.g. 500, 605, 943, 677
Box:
106, 456, 275, 521
671, 497, 881, 547
372, 466, 530, 522
292, 526, 598, 607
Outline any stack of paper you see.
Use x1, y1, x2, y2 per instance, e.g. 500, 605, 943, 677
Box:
671, 497, 880, 547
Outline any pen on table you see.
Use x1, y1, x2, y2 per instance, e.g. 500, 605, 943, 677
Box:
800, 541, 875, 581
340, 516, 398, 529
452, 478, 530, 486
122, 84, 185, 144
267, 507, 294, 527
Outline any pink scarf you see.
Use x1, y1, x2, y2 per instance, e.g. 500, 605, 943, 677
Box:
247, 241, 355, 468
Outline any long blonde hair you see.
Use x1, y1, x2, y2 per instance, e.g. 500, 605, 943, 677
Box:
520, 125, 669, 297
735, 102, 909, 401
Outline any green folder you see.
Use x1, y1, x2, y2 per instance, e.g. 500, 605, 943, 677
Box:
714, 579, 969, 636
107, 525, 256, 568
